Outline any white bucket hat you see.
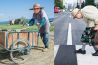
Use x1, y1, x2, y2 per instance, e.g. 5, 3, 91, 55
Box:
72, 8, 80, 17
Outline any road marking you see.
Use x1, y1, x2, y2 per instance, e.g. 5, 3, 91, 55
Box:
54, 45, 59, 58
54, 23, 72, 58
54, 21, 98, 65
67, 23, 72, 45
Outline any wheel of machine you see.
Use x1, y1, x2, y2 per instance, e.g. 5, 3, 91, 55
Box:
10, 39, 31, 64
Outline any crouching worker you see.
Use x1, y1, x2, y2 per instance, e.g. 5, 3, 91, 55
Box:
29, 3, 50, 52
72, 5, 98, 56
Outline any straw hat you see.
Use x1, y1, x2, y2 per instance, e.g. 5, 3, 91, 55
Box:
72, 8, 80, 16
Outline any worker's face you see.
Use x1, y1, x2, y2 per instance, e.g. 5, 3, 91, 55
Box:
33, 6, 41, 14
73, 11, 83, 19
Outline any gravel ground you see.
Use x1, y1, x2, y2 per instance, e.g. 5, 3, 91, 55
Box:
0, 32, 54, 65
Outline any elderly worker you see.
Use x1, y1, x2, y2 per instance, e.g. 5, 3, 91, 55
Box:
72, 5, 98, 56
29, 3, 50, 52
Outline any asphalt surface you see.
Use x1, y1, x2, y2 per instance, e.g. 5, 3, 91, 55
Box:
54, 45, 77, 65
54, 12, 98, 65
54, 12, 86, 45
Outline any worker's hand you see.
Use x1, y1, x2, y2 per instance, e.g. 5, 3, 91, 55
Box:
36, 23, 40, 29
36, 22, 40, 25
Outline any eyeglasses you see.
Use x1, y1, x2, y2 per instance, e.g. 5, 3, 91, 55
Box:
33, 8, 40, 10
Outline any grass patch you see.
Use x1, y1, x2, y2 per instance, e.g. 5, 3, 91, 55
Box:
0, 23, 54, 32
50, 23, 54, 32
0, 24, 26, 29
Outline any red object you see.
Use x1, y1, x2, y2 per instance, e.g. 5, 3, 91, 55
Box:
54, 6, 60, 13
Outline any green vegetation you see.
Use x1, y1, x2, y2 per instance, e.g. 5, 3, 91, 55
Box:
85, 0, 95, 6
0, 24, 38, 31
55, 0, 64, 9
0, 23, 54, 32
0, 24, 24, 29
50, 23, 54, 32
14, 17, 29, 25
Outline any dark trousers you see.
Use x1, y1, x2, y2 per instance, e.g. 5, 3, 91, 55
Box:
40, 32, 49, 48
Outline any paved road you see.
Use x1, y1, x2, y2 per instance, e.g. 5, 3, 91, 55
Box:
54, 12, 98, 65
54, 12, 69, 45
54, 12, 86, 45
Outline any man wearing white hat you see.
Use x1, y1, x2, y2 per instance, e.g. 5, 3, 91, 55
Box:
72, 5, 98, 56
29, 3, 50, 52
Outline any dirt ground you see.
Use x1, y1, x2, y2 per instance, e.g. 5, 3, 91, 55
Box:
0, 32, 54, 65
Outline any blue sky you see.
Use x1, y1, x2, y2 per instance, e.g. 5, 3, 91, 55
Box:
0, 0, 54, 22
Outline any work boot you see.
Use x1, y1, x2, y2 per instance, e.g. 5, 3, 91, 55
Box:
92, 50, 98, 56
75, 49, 86, 54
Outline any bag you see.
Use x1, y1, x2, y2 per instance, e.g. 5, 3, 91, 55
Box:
94, 31, 98, 45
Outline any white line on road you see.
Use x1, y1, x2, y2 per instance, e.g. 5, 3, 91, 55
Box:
67, 23, 72, 45
54, 45, 59, 58
54, 22, 98, 65
54, 23, 72, 58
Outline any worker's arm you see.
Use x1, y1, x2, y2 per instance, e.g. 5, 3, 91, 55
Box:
40, 17, 46, 27
36, 17, 46, 29
28, 18, 35, 26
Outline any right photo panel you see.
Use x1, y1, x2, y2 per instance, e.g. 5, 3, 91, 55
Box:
54, 0, 98, 65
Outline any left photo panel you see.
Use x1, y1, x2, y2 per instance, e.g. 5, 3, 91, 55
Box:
0, 0, 54, 65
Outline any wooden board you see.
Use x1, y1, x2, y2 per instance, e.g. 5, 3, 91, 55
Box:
0, 32, 38, 49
